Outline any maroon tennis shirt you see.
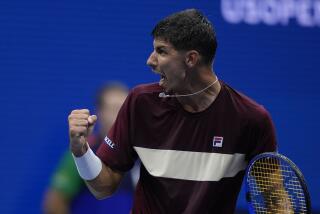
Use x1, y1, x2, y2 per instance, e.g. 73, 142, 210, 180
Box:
97, 81, 277, 213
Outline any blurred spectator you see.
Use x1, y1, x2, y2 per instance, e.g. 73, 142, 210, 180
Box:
43, 82, 137, 214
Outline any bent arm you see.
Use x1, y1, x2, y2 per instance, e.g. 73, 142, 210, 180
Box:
43, 151, 84, 214
68, 109, 124, 199
72, 143, 124, 199
84, 161, 124, 199
43, 190, 70, 214
254, 162, 294, 213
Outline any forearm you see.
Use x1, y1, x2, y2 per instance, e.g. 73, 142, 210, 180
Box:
263, 187, 293, 214
68, 110, 124, 199
72, 145, 123, 199
257, 168, 293, 213
85, 162, 123, 199
43, 190, 70, 214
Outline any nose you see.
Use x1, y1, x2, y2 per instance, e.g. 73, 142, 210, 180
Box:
146, 51, 157, 67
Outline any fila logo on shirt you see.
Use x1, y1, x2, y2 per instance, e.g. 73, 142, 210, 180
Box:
212, 136, 223, 148
104, 136, 115, 149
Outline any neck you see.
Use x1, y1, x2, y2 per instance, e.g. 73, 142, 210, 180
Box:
177, 71, 221, 113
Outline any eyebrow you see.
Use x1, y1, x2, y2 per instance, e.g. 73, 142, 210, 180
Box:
155, 45, 167, 49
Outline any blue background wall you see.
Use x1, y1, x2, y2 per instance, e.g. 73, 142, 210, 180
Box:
1, 0, 319, 213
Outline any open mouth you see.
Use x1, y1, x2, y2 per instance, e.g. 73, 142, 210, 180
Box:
151, 68, 167, 87
159, 73, 166, 87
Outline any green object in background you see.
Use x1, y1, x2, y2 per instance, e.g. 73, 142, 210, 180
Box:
50, 151, 84, 199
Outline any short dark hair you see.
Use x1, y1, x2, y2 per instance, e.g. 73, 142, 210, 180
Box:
95, 82, 128, 109
151, 9, 217, 65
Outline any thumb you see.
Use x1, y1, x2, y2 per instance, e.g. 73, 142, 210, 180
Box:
87, 115, 97, 135
88, 115, 97, 125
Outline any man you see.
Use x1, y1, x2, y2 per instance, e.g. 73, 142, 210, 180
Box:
44, 83, 133, 214
69, 9, 277, 213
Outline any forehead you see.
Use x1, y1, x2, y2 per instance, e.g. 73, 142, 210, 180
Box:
103, 89, 127, 99
100, 89, 126, 104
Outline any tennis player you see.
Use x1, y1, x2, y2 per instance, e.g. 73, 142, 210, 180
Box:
69, 9, 277, 213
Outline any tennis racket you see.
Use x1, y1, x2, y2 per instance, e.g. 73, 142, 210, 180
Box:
245, 152, 311, 214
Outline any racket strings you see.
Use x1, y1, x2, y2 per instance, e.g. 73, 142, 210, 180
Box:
247, 157, 308, 213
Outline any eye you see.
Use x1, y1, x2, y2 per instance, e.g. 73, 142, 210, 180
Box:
156, 48, 167, 55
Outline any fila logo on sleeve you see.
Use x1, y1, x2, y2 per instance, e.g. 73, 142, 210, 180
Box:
104, 136, 115, 149
213, 136, 223, 148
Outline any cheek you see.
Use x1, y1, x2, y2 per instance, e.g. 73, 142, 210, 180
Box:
162, 61, 185, 79
107, 109, 120, 123
170, 65, 186, 81
99, 111, 114, 124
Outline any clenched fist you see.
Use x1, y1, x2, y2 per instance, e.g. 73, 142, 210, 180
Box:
68, 109, 97, 157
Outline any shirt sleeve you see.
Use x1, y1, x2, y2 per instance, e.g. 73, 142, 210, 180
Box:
96, 90, 138, 172
246, 110, 278, 161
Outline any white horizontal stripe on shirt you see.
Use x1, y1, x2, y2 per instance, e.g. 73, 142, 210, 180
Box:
134, 146, 247, 181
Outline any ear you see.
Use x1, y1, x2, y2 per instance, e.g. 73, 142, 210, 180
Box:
185, 50, 200, 68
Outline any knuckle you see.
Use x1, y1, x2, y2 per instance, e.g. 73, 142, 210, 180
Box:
71, 109, 78, 114
69, 128, 76, 134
